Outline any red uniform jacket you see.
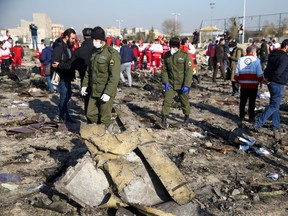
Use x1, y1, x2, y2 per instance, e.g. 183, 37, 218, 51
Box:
12, 46, 24, 59
106, 37, 113, 46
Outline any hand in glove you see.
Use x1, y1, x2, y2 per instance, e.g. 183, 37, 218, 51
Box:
101, 93, 110, 102
81, 87, 87, 96
181, 86, 189, 94
164, 82, 170, 92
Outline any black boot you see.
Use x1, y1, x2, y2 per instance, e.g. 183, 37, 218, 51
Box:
184, 115, 189, 126
231, 81, 236, 95
235, 82, 239, 93
193, 75, 201, 84
161, 115, 167, 129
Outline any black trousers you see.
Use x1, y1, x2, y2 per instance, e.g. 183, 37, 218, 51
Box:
208, 57, 215, 71
1, 59, 10, 72
213, 61, 225, 82
239, 88, 258, 120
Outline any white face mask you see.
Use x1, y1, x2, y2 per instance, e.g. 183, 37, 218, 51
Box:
93, 40, 102, 48
170, 48, 177, 55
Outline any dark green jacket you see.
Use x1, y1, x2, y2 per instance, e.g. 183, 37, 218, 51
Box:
259, 42, 269, 62
82, 44, 120, 97
162, 49, 193, 89
230, 47, 244, 81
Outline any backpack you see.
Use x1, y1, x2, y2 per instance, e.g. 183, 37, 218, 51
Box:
232, 47, 244, 57
52, 37, 62, 49
208, 44, 216, 57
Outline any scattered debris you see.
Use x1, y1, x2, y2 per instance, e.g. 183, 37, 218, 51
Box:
207, 146, 234, 154
1, 183, 19, 190
190, 131, 207, 139
258, 91, 270, 99
266, 173, 279, 181
211, 99, 239, 105
0, 173, 22, 183
238, 137, 272, 156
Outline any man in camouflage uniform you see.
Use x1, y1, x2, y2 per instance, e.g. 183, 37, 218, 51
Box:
81, 26, 120, 126
229, 41, 244, 97
161, 37, 193, 128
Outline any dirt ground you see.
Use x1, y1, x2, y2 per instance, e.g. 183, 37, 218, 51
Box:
0, 49, 288, 216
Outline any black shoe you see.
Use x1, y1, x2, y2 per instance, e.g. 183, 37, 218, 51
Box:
65, 115, 77, 123
160, 115, 168, 129
184, 115, 189, 126
231, 92, 240, 98
269, 126, 285, 132
196, 75, 201, 84
193, 75, 201, 84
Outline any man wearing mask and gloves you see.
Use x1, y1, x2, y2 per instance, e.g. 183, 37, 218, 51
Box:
160, 37, 193, 128
81, 26, 120, 126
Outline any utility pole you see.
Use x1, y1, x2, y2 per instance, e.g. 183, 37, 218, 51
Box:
116, 19, 123, 36
171, 12, 181, 36
279, 13, 282, 37
258, 15, 261, 32
210, 3, 215, 26
242, 0, 246, 44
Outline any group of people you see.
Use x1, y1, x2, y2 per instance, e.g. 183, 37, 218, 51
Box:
207, 35, 288, 131
118, 36, 200, 87
3, 25, 288, 133
32, 26, 198, 129
2, 27, 119, 125
0, 31, 24, 72
44, 27, 121, 126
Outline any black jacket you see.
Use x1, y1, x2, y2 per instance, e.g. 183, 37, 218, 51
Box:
215, 44, 224, 62
73, 39, 95, 81
51, 39, 75, 81
264, 50, 288, 84
259, 42, 269, 62
120, 45, 134, 64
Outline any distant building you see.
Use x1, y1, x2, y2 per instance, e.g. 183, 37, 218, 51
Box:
199, 26, 223, 44
105, 27, 120, 37
6, 13, 62, 44
3, 12, 163, 44
51, 24, 64, 41
104, 26, 163, 40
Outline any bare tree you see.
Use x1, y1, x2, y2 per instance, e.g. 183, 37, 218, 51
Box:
162, 19, 182, 37
162, 19, 174, 37
145, 27, 155, 43
228, 17, 238, 39
262, 21, 277, 38
135, 30, 145, 41
175, 22, 183, 37
278, 17, 288, 37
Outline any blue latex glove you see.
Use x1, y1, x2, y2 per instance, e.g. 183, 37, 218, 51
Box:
181, 86, 189, 93
164, 82, 170, 92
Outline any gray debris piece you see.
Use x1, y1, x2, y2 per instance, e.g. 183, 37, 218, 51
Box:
119, 152, 170, 205
154, 201, 200, 216
54, 155, 109, 207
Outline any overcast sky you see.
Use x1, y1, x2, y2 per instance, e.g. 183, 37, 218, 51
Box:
0, 0, 287, 34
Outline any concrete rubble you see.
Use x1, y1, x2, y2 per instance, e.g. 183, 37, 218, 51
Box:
54, 156, 110, 208
54, 105, 197, 215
